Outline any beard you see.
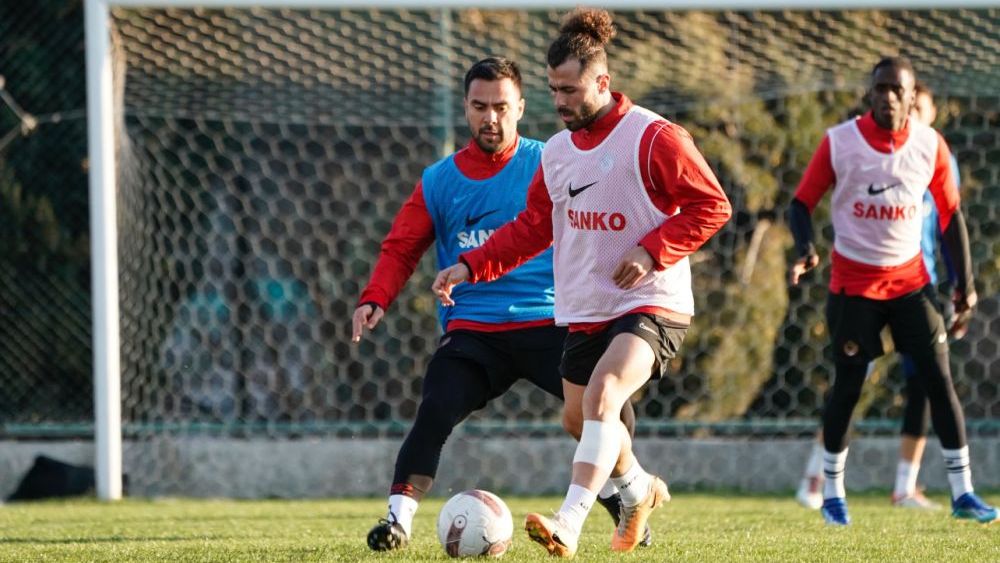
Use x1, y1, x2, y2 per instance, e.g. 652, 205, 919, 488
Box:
473, 127, 505, 153
562, 101, 602, 132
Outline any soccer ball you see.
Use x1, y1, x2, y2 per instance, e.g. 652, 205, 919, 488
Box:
437, 489, 513, 558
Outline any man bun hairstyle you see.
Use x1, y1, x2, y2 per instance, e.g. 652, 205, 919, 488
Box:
464, 56, 522, 95
547, 8, 616, 71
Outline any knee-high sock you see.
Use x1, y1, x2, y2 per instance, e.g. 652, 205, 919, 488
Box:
822, 449, 849, 500
942, 446, 974, 501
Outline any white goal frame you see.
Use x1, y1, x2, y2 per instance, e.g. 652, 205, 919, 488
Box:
85, 0, 994, 500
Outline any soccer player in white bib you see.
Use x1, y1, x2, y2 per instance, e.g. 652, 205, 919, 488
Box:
433, 9, 731, 557
788, 57, 996, 525
352, 57, 642, 553
795, 81, 967, 512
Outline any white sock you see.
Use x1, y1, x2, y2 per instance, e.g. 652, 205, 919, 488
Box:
598, 480, 619, 500
557, 484, 596, 537
822, 449, 848, 500
612, 459, 653, 507
894, 460, 920, 497
942, 446, 974, 501
804, 442, 824, 480
387, 494, 419, 537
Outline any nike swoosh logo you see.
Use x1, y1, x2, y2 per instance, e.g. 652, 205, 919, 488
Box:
867, 183, 903, 195
568, 181, 598, 197
465, 209, 498, 227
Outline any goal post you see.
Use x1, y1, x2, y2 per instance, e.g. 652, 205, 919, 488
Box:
85, 0, 121, 502
86, 0, 1000, 501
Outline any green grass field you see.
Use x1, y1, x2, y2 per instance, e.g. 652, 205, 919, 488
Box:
0, 492, 996, 561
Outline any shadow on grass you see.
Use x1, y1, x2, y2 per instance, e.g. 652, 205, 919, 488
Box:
0, 536, 220, 545
0, 512, 361, 526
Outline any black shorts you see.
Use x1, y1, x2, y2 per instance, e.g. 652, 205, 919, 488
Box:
826, 285, 947, 365
560, 313, 688, 386
430, 324, 567, 406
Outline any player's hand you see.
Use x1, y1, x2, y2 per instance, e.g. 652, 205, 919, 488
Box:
789, 252, 820, 286
351, 303, 385, 343
612, 246, 654, 289
948, 287, 977, 340
433, 263, 470, 306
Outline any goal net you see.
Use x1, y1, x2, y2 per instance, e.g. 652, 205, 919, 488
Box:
98, 5, 999, 495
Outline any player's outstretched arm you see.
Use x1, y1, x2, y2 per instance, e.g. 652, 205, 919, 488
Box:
353, 182, 435, 343
459, 167, 555, 283
432, 262, 470, 306
351, 303, 385, 343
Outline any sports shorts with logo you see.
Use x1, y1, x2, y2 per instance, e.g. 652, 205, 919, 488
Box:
826, 285, 947, 365
560, 313, 688, 386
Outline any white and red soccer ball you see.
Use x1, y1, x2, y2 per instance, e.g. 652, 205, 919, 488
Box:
437, 489, 513, 558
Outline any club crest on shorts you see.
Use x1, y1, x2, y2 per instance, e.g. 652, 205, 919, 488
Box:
843, 340, 859, 356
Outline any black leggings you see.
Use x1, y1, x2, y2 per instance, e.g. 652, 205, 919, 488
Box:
393, 326, 637, 491
823, 289, 966, 453
824, 353, 965, 452
393, 355, 495, 483
900, 373, 930, 438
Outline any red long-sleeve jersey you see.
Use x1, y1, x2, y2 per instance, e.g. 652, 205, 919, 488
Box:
794, 111, 959, 299
461, 93, 732, 331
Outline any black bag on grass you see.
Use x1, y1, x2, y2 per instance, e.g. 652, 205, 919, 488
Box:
6, 455, 96, 501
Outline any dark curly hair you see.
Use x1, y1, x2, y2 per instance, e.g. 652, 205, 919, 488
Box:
547, 8, 616, 71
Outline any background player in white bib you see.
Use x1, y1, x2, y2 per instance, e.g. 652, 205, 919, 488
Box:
433, 9, 731, 557
788, 56, 996, 526
795, 81, 966, 511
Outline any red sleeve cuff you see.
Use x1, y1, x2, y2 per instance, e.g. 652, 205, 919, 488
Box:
459, 252, 483, 283
356, 290, 390, 311
639, 231, 667, 271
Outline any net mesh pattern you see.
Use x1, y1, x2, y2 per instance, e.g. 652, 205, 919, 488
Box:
5, 8, 997, 493
108, 9, 1000, 447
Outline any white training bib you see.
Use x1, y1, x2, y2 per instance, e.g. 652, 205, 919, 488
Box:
543, 106, 694, 324
828, 119, 937, 267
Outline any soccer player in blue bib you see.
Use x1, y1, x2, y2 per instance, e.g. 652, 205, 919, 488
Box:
353, 57, 641, 552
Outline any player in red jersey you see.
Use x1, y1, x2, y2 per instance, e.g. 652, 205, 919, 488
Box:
433, 9, 731, 556
788, 56, 996, 525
